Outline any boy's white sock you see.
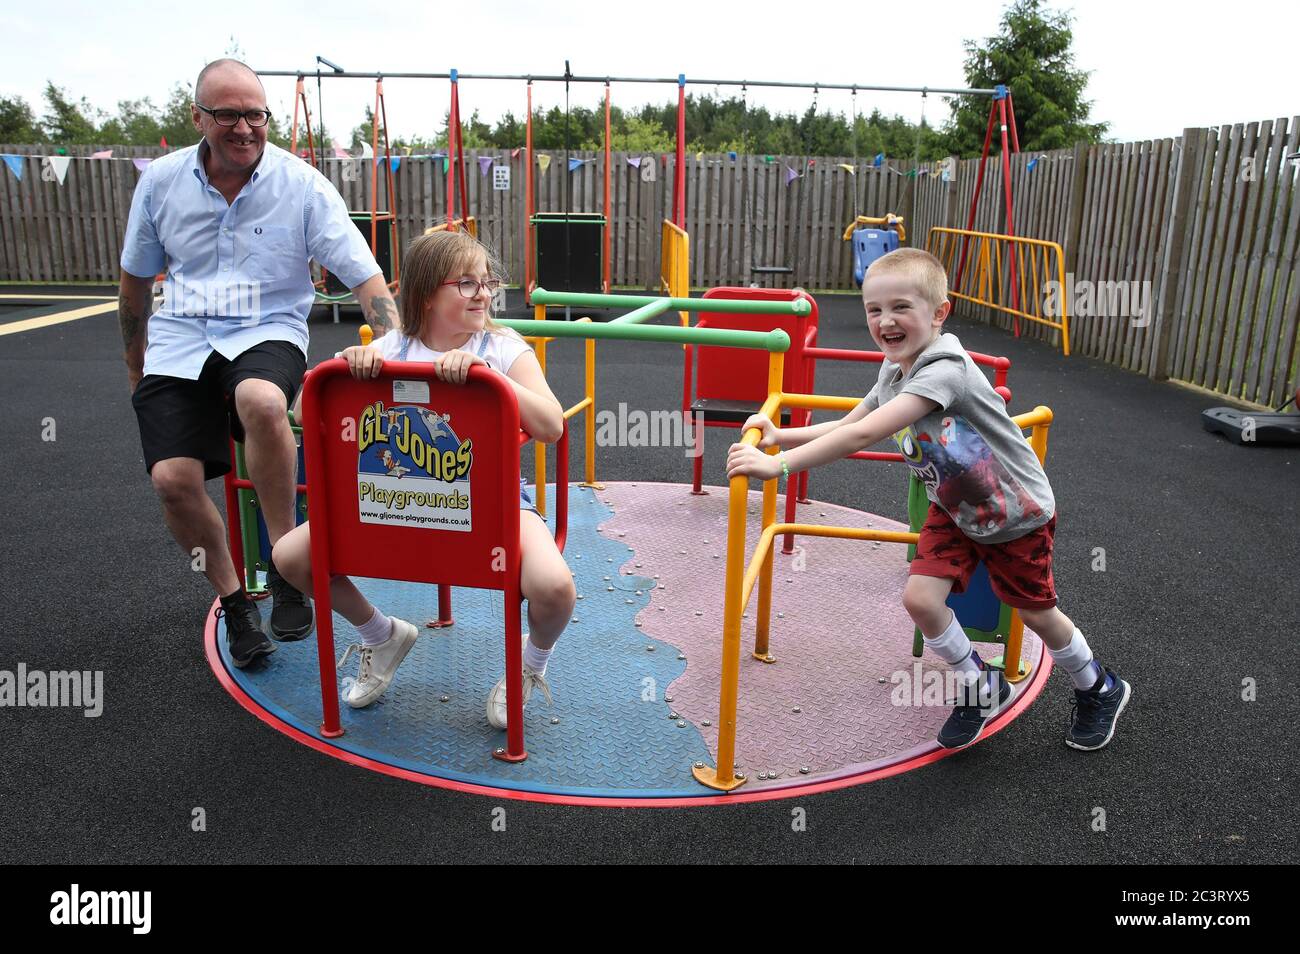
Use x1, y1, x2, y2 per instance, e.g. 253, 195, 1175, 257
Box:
523, 638, 552, 675
1048, 629, 1105, 690
922, 611, 981, 683
356, 608, 394, 648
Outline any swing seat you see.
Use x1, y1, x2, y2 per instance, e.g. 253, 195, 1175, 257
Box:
852, 228, 901, 286
1201, 406, 1300, 446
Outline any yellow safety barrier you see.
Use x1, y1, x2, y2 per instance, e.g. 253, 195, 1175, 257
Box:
841, 213, 906, 244
425, 217, 478, 238
527, 304, 600, 517
926, 227, 1070, 356
696, 398, 1055, 792
659, 220, 690, 327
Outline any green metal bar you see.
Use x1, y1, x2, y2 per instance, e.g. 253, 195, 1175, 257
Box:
497, 318, 790, 352
529, 287, 811, 317
611, 298, 673, 325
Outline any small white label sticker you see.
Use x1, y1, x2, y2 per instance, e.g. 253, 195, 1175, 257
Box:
393, 380, 430, 404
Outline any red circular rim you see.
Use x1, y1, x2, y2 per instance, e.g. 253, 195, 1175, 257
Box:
205, 599, 1052, 807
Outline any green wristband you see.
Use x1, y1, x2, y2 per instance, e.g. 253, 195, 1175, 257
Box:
779, 453, 790, 481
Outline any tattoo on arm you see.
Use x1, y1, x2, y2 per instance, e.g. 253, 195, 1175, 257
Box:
366, 295, 399, 335
118, 291, 148, 351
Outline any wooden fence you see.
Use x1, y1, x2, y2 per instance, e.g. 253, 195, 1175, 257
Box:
2, 119, 1298, 406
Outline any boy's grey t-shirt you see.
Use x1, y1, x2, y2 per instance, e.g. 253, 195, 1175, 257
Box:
865, 333, 1054, 543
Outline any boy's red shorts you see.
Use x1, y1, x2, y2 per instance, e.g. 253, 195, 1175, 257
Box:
910, 503, 1058, 610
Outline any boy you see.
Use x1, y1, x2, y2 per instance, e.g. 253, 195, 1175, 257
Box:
726, 248, 1130, 750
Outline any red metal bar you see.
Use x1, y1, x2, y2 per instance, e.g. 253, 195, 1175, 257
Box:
955, 99, 998, 290
998, 95, 1021, 335
369, 80, 381, 255
674, 79, 686, 228
378, 77, 400, 287
449, 75, 460, 227
227, 476, 308, 494
555, 421, 569, 553
525, 82, 534, 302
454, 88, 469, 225
1006, 92, 1020, 154
222, 462, 245, 592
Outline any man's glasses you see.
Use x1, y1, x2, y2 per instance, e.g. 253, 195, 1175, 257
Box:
442, 278, 504, 299
195, 104, 272, 128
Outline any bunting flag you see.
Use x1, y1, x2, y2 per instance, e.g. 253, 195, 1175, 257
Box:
728, 151, 737, 161
478, 156, 494, 175
1026, 155, 1047, 172
333, 146, 349, 158
43, 155, 70, 185
784, 165, 802, 185
442, 156, 449, 174
404, 146, 413, 157
132, 158, 152, 172
839, 163, 856, 174
2, 155, 24, 180
358, 141, 373, 160
390, 157, 401, 172
807, 159, 816, 167
91, 149, 112, 159
510, 147, 522, 158
873, 153, 884, 168
695, 151, 704, 162
763, 155, 775, 163
537, 154, 552, 174
627, 156, 642, 169
159, 135, 168, 150
568, 157, 593, 172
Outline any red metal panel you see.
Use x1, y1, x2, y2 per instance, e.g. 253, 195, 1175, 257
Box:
692, 287, 819, 403
301, 360, 521, 592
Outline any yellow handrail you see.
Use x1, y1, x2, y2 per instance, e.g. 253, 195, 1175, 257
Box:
696, 398, 1055, 791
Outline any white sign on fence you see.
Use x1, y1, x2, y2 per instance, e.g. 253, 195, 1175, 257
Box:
493, 165, 510, 191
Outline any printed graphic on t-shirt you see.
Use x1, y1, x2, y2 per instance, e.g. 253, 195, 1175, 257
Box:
894, 414, 1042, 535
355, 402, 474, 531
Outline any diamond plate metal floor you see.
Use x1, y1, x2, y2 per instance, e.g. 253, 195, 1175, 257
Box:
212, 482, 1044, 802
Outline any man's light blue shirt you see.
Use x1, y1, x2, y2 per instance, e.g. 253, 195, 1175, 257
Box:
121, 140, 381, 379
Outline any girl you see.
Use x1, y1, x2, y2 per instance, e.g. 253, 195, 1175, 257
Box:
273, 230, 575, 730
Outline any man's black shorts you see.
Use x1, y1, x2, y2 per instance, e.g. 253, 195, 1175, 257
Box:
131, 340, 306, 480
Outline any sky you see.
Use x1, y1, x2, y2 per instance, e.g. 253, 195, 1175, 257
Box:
3, 0, 1298, 148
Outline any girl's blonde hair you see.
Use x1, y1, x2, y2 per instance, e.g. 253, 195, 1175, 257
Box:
398, 229, 520, 341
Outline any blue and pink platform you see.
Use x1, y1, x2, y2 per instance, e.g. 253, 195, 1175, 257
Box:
207, 482, 1050, 805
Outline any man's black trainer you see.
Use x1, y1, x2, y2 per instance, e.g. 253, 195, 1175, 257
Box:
937, 663, 1012, 750
219, 595, 276, 669
1066, 667, 1130, 751
266, 559, 313, 642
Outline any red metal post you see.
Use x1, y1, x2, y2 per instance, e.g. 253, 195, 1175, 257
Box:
674, 74, 686, 228
525, 82, 533, 302
998, 94, 1021, 334
955, 98, 997, 291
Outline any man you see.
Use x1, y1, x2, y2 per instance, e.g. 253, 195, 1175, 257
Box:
119, 59, 399, 668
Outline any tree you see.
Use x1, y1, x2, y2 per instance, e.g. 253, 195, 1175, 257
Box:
0, 95, 41, 143
945, 0, 1108, 156
41, 83, 101, 144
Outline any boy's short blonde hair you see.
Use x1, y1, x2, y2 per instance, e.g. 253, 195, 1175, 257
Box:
863, 248, 948, 309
